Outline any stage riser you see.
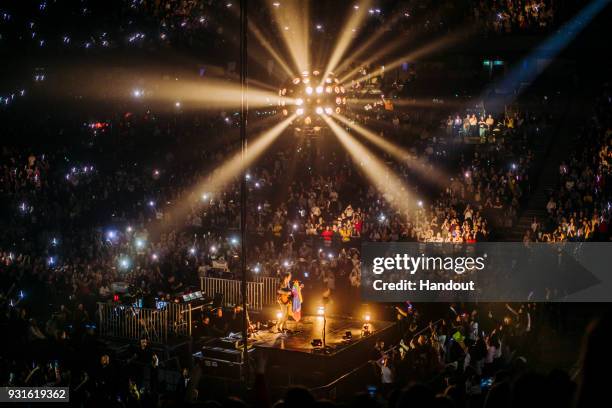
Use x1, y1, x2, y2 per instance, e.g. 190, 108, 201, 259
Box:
255, 322, 397, 388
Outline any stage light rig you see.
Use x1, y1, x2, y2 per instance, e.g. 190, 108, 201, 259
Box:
278, 70, 347, 136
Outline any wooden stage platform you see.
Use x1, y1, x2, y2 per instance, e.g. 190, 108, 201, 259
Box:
251, 315, 394, 354
250, 315, 397, 388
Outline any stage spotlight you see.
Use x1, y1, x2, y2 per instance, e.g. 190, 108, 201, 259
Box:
364, 313, 371, 322
276, 312, 283, 320
279, 70, 346, 134
317, 306, 325, 315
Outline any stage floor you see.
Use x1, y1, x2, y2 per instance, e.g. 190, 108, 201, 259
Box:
251, 315, 395, 355
195, 315, 397, 391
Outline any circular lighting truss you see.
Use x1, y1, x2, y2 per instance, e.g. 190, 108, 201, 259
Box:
278, 70, 347, 134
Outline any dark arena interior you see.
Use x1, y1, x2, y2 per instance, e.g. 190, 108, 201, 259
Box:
2, 0, 612, 407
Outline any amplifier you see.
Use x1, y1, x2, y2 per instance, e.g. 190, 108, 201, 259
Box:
202, 336, 255, 350
194, 350, 254, 379
199, 346, 255, 363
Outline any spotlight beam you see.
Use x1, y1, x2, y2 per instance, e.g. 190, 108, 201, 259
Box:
338, 37, 407, 84
323, 115, 415, 214
332, 113, 448, 188
162, 114, 296, 225
248, 20, 296, 79
481, 0, 611, 104
347, 97, 462, 109
345, 34, 464, 87
322, 0, 372, 81
142, 79, 284, 109
228, 4, 295, 79
270, 0, 310, 73
337, 6, 462, 84
333, 11, 404, 78
43, 66, 282, 110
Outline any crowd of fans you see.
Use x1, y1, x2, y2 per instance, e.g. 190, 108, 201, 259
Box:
525, 86, 612, 242
0, 0, 574, 53
0, 1, 608, 407
0, 94, 550, 407
0, 0, 585, 110
472, 0, 557, 34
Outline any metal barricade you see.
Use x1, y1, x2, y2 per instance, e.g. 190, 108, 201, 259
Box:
200, 277, 265, 310
97, 302, 191, 343
167, 302, 191, 338
253, 276, 280, 305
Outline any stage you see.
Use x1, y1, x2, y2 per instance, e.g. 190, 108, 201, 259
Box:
251, 315, 397, 388
252, 315, 393, 354
195, 314, 396, 388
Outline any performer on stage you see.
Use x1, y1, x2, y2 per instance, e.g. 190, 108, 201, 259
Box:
290, 278, 303, 323
276, 272, 292, 333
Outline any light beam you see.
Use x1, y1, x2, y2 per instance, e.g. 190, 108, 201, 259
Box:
323, 115, 416, 215
269, 0, 310, 73
338, 37, 406, 84
332, 113, 448, 188
346, 34, 463, 87
333, 12, 404, 79
482, 0, 611, 104
162, 114, 296, 224
248, 20, 296, 79
44, 66, 283, 110
137, 78, 284, 109
322, 1, 372, 81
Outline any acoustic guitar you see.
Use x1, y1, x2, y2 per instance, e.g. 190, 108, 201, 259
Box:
277, 288, 292, 305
